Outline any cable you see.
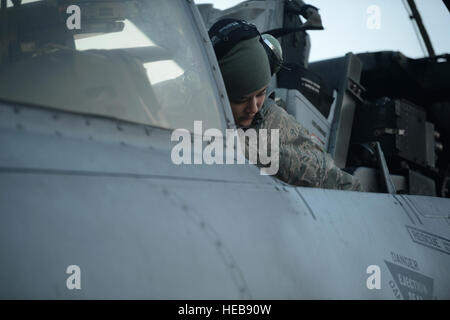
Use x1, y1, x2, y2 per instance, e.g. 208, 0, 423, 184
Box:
401, 0, 427, 57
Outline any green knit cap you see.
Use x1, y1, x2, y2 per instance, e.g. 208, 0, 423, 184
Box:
218, 36, 271, 100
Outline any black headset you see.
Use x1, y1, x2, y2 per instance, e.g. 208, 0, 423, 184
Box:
208, 19, 283, 75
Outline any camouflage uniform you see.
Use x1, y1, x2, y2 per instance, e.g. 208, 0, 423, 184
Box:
248, 99, 363, 191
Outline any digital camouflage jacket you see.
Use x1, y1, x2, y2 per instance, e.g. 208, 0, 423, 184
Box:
248, 99, 363, 191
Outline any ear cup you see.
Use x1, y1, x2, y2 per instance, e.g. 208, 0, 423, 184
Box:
261, 34, 283, 75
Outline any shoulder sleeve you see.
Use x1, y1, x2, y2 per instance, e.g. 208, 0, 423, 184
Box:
258, 102, 363, 191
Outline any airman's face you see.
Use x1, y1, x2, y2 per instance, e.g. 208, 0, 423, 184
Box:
229, 86, 267, 128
